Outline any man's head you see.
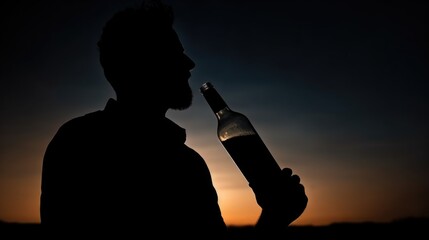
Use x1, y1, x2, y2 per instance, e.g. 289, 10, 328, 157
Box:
98, 0, 195, 111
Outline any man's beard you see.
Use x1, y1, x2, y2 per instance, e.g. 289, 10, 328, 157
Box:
168, 83, 193, 110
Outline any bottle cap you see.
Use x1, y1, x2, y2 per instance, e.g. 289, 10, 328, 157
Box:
200, 82, 213, 92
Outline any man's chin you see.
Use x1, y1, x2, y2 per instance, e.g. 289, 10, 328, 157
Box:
166, 85, 193, 110
170, 98, 192, 110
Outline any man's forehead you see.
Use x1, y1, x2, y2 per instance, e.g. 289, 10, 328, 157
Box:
153, 28, 184, 51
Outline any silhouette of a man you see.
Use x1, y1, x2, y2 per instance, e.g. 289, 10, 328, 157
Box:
40, 1, 307, 238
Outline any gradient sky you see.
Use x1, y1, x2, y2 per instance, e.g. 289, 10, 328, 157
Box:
1, 0, 428, 226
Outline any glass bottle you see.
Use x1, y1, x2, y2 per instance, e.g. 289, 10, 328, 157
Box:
200, 82, 282, 190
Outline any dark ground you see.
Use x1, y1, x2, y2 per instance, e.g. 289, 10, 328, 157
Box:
1, 217, 427, 239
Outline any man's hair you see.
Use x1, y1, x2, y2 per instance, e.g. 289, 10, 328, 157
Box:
97, 0, 174, 84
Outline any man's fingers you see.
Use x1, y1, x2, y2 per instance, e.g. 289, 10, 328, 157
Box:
281, 167, 293, 177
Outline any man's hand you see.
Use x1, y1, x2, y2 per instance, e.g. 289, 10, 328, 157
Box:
252, 168, 308, 230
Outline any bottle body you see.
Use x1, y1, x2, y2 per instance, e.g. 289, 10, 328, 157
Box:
200, 82, 282, 189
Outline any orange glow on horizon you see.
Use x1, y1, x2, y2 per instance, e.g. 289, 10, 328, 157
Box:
1, 136, 428, 226
0, 176, 41, 223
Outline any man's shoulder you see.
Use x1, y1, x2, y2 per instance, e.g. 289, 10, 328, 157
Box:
61, 99, 116, 129
59, 110, 106, 133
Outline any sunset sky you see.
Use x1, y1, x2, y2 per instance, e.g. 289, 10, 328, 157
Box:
1, 0, 428, 226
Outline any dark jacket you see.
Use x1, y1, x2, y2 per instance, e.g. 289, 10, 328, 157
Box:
40, 98, 227, 238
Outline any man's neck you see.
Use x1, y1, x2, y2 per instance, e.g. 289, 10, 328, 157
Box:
113, 98, 168, 119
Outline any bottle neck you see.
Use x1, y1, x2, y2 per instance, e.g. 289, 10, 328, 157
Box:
200, 82, 229, 114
